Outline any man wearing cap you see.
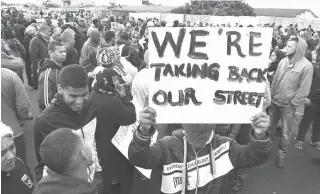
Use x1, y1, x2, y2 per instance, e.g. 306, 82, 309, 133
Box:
29, 23, 52, 90
2, 28, 26, 59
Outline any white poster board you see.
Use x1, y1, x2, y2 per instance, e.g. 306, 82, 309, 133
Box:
148, 27, 272, 124
112, 98, 158, 179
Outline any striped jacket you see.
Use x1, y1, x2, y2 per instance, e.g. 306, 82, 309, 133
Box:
37, 58, 62, 110
79, 38, 99, 73
129, 128, 272, 194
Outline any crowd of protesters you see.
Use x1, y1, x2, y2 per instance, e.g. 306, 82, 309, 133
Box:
1, 6, 320, 194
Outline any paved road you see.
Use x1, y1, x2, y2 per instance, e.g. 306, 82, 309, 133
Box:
22, 89, 320, 194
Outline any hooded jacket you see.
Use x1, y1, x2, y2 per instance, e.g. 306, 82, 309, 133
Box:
129, 128, 272, 194
37, 58, 62, 110
271, 37, 313, 107
29, 32, 50, 69
33, 169, 98, 194
34, 94, 96, 182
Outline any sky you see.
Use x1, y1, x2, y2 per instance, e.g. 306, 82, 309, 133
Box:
4, 0, 320, 17
153, 0, 320, 16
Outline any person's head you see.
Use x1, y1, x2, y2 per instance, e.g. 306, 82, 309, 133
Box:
117, 31, 130, 45
25, 25, 37, 37
6, 20, 11, 27
1, 122, 16, 172
104, 30, 116, 46
144, 28, 149, 40
137, 18, 142, 26
126, 22, 131, 29
305, 50, 313, 62
285, 37, 299, 57
45, 16, 52, 26
79, 18, 85, 25
89, 29, 101, 45
17, 17, 24, 25
270, 49, 286, 63
311, 50, 318, 62
183, 124, 214, 149
40, 128, 93, 176
131, 31, 139, 44
48, 41, 66, 65
61, 30, 75, 47
299, 31, 305, 38
186, 21, 190, 27
57, 18, 63, 27
92, 18, 100, 27
313, 32, 319, 39
39, 23, 53, 37
58, 65, 89, 112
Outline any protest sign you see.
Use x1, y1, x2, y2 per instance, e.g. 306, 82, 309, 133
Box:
148, 27, 273, 123
112, 98, 158, 179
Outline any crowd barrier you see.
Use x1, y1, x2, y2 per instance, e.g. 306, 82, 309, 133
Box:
129, 12, 320, 29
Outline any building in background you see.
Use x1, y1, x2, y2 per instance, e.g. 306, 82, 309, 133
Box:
254, 8, 318, 20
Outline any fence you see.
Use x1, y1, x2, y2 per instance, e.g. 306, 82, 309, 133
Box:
129, 12, 320, 29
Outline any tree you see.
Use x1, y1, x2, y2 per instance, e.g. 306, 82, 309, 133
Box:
171, 1, 256, 16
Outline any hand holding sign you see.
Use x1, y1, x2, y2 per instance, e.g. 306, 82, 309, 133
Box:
139, 97, 157, 136
250, 112, 269, 139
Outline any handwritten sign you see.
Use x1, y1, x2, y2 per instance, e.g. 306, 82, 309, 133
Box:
148, 27, 273, 123
112, 98, 158, 179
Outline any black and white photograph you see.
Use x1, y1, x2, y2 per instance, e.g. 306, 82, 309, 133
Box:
1, 0, 320, 193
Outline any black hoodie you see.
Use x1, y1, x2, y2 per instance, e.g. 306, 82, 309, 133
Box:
34, 94, 96, 182
37, 58, 62, 110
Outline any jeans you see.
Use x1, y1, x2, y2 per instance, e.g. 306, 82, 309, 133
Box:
268, 102, 296, 157
297, 103, 320, 143
24, 57, 33, 87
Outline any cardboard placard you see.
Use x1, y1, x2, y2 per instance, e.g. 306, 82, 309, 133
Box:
112, 98, 158, 179
148, 27, 272, 123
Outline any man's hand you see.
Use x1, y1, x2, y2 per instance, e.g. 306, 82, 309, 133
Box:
250, 112, 270, 139
138, 106, 156, 136
115, 83, 126, 98
304, 98, 311, 106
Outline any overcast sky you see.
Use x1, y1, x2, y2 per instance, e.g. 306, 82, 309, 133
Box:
5, 0, 320, 17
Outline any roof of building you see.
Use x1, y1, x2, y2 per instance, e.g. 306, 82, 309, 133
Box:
107, 5, 176, 13
254, 8, 318, 18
